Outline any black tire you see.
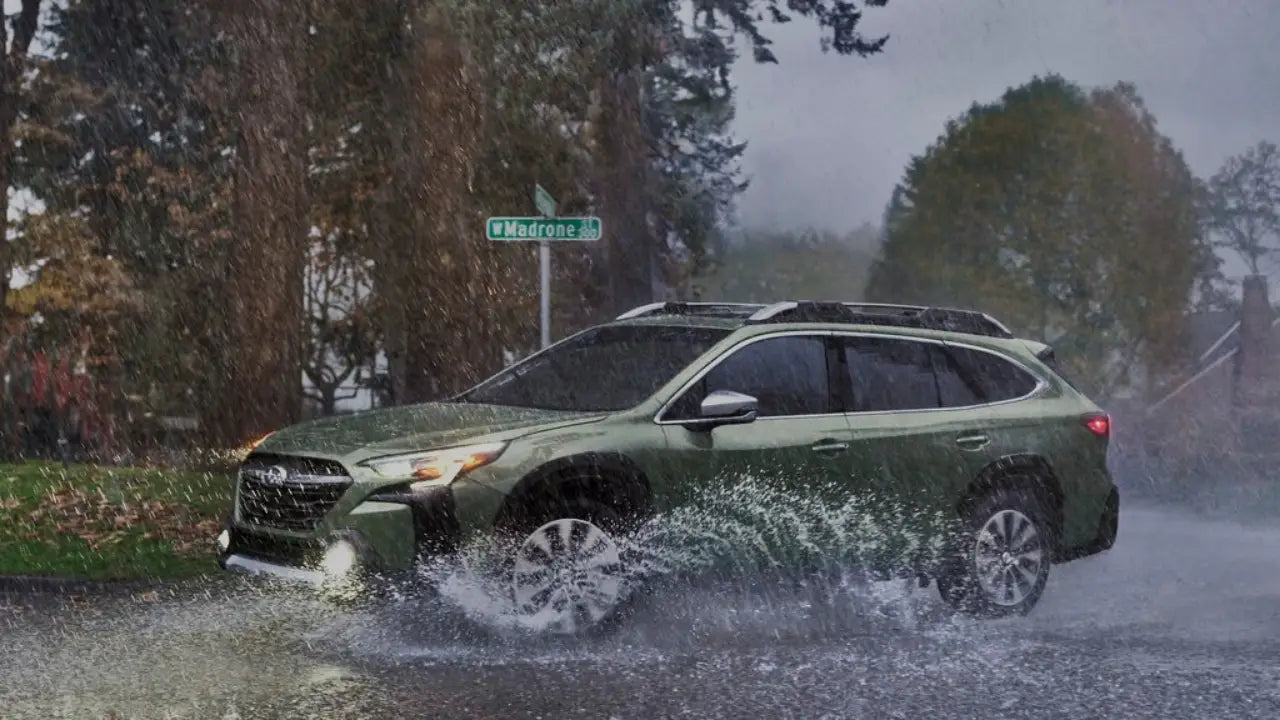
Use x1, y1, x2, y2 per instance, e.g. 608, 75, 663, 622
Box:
936, 487, 1054, 618
501, 494, 636, 636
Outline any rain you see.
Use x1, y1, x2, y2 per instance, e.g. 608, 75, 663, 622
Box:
2, 0, 1280, 718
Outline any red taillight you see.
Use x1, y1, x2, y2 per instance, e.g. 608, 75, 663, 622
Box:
1083, 414, 1110, 438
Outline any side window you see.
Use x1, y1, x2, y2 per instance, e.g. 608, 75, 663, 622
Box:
944, 345, 1040, 402
840, 337, 939, 412
666, 336, 831, 419
930, 346, 984, 408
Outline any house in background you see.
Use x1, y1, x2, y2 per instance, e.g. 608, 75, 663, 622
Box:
1138, 275, 1280, 471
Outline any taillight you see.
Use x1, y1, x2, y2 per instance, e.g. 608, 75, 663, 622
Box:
1083, 414, 1110, 438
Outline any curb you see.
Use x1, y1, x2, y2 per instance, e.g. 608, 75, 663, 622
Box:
0, 574, 204, 598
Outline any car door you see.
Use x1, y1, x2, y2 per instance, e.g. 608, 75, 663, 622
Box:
657, 333, 855, 510
932, 340, 1048, 492
832, 334, 976, 518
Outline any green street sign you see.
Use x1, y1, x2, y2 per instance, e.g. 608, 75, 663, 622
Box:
486, 216, 602, 242
534, 184, 556, 218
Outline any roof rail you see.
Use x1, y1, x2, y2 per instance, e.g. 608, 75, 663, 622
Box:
615, 302, 670, 320
746, 301, 798, 321
744, 300, 1014, 339
614, 299, 1014, 339
615, 301, 764, 320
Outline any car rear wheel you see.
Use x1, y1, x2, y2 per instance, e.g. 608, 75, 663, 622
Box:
937, 488, 1052, 618
507, 498, 630, 635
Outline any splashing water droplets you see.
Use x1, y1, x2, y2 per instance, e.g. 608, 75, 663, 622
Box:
396, 476, 962, 636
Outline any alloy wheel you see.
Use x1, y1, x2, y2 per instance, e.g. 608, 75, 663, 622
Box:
972, 508, 1045, 607
512, 518, 624, 633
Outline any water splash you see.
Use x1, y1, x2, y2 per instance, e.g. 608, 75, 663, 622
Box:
400, 476, 963, 635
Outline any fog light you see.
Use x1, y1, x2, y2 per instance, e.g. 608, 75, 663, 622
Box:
216, 529, 230, 553
322, 540, 358, 577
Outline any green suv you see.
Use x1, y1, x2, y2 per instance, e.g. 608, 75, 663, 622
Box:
217, 301, 1119, 630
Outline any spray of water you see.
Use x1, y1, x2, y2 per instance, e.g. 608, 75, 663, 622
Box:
394, 476, 964, 635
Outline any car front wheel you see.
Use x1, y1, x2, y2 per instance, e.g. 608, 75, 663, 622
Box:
937, 488, 1052, 618
508, 499, 629, 635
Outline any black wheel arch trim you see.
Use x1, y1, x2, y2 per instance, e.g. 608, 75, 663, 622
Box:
493, 451, 654, 531
961, 453, 1066, 548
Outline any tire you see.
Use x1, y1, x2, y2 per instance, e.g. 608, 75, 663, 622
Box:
503, 495, 634, 636
936, 487, 1053, 618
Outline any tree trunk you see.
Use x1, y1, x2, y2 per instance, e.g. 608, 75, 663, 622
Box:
597, 65, 655, 317
207, 0, 308, 445
373, 6, 490, 405
0, 0, 42, 351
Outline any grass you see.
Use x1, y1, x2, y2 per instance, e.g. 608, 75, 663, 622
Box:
0, 461, 235, 581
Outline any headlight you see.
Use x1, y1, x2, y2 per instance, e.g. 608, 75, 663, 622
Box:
360, 441, 508, 490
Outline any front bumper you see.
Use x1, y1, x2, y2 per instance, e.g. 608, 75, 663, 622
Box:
220, 552, 326, 586
218, 487, 461, 583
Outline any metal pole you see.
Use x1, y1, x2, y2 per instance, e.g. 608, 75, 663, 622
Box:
539, 239, 551, 348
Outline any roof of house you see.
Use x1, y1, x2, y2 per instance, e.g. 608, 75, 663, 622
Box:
1187, 310, 1240, 370
1147, 309, 1280, 414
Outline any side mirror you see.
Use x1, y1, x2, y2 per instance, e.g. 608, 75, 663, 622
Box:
681, 390, 759, 431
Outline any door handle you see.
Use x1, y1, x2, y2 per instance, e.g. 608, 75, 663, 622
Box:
811, 440, 850, 455
955, 433, 990, 450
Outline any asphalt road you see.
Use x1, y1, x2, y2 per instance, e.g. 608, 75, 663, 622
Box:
3, 503, 1279, 720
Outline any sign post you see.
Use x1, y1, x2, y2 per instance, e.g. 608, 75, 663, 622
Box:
486, 186, 602, 349
535, 184, 555, 349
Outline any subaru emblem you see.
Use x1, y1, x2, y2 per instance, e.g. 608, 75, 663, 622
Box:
265, 465, 289, 485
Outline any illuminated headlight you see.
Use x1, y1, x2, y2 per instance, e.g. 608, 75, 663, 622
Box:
216, 529, 230, 553
322, 540, 358, 577
360, 442, 508, 491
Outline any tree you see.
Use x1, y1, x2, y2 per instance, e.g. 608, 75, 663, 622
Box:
301, 227, 375, 417
593, 0, 892, 315
867, 76, 1204, 400
207, 0, 308, 443
15, 0, 236, 429
1205, 140, 1280, 276
1, 0, 41, 344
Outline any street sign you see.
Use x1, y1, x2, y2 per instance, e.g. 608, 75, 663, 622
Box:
486, 185, 605, 350
486, 216, 602, 242
534, 184, 556, 218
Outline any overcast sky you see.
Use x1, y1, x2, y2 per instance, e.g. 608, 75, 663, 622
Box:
730, 0, 1279, 255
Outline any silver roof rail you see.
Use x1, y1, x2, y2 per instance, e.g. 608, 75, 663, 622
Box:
615, 302, 670, 320
747, 301, 799, 321
980, 312, 1014, 337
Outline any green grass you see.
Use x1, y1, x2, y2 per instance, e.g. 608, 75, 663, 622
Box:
0, 462, 235, 581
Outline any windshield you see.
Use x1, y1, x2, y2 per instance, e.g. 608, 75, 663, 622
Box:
458, 325, 729, 412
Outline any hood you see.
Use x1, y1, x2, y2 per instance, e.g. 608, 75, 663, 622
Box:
256, 401, 603, 459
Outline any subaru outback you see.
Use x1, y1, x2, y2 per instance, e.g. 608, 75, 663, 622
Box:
216, 300, 1120, 631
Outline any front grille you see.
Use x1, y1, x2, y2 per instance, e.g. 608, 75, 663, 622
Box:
237, 453, 352, 531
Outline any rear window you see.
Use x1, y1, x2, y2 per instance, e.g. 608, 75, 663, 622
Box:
943, 345, 1040, 403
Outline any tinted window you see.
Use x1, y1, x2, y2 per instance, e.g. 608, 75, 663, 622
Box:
930, 346, 984, 407
944, 345, 1040, 402
840, 337, 939, 412
460, 325, 729, 412
667, 336, 830, 419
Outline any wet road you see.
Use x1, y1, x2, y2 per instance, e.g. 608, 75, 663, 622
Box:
3, 503, 1279, 719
